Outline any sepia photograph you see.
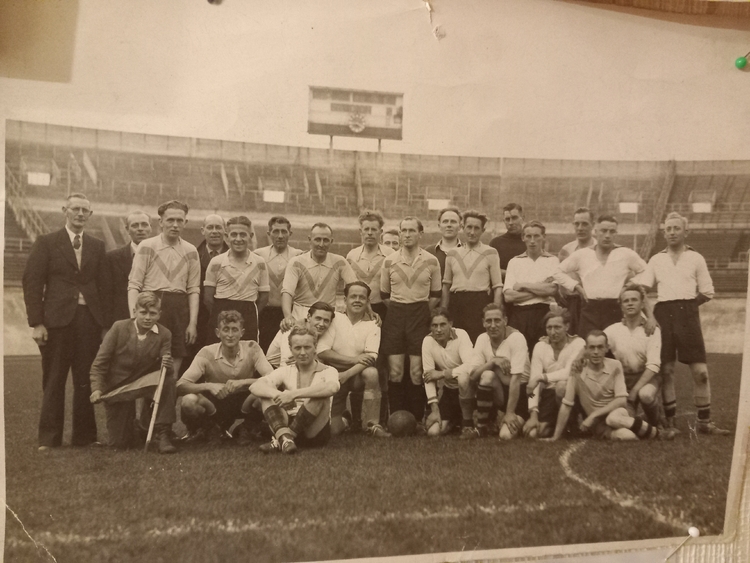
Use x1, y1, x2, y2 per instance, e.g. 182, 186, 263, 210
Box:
2, 2, 750, 563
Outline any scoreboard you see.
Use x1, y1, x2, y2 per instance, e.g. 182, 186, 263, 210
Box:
308, 86, 404, 141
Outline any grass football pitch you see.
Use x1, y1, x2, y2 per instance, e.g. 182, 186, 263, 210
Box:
3, 354, 740, 563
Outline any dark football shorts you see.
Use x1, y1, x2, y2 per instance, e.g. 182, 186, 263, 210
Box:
380, 301, 431, 357
654, 299, 707, 365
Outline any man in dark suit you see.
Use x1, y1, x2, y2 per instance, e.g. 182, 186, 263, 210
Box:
23, 192, 107, 451
101, 210, 152, 326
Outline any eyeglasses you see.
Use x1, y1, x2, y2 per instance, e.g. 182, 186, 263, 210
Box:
67, 207, 92, 215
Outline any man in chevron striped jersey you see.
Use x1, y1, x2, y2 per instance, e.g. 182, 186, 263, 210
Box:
280, 223, 357, 329
128, 200, 201, 376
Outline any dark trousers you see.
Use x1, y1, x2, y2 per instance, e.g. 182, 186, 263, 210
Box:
577, 299, 621, 339
39, 305, 100, 447
258, 306, 285, 353
448, 291, 492, 344
103, 373, 177, 449
508, 302, 550, 356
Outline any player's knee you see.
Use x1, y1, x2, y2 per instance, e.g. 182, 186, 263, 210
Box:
479, 370, 495, 387
457, 371, 471, 391
499, 423, 518, 441
180, 394, 202, 417
554, 381, 567, 401
304, 398, 326, 416
605, 408, 629, 428
527, 427, 538, 439
692, 367, 709, 386
638, 385, 657, 405
609, 428, 637, 441
361, 367, 379, 388
330, 416, 347, 436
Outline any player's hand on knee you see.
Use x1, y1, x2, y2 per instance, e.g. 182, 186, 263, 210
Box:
90, 390, 102, 404
579, 415, 595, 432
503, 412, 521, 434
492, 357, 511, 374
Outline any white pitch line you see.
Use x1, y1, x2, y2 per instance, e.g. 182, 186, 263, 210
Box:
559, 441, 689, 532
5, 499, 588, 547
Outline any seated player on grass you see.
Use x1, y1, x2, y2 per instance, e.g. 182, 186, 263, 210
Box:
317, 282, 389, 437
461, 304, 530, 440
177, 310, 274, 444
523, 305, 585, 439
604, 284, 664, 428
265, 302, 335, 368
422, 307, 474, 437
89, 291, 177, 454
249, 326, 340, 454
545, 330, 674, 441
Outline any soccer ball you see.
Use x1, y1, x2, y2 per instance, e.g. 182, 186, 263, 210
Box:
388, 410, 417, 437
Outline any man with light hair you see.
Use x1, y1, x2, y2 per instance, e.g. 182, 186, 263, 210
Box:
604, 283, 663, 428
250, 325, 340, 454
634, 212, 730, 435
128, 200, 201, 375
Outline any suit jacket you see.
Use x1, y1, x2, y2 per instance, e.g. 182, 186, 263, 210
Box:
23, 228, 107, 329
195, 239, 229, 342
89, 319, 172, 394
102, 243, 134, 327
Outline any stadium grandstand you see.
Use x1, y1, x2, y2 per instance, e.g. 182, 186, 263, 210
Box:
5, 120, 749, 292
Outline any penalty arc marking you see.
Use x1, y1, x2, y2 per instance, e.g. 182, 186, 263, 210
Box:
559, 441, 689, 533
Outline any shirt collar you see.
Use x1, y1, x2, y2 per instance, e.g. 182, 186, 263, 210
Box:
133, 320, 159, 335
130, 241, 139, 255
156, 233, 183, 250
215, 342, 245, 362
516, 250, 553, 258
393, 248, 428, 266
65, 226, 83, 245
354, 244, 389, 260
659, 245, 695, 253
302, 251, 335, 268
435, 240, 462, 252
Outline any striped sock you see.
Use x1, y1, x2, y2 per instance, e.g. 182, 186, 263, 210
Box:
630, 417, 658, 439
263, 405, 291, 439
663, 400, 677, 419
476, 385, 494, 427
696, 403, 711, 423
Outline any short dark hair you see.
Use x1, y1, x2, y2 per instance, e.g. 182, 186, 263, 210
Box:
399, 216, 424, 232
358, 210, 384, 228
218, 310, 244, 329
344, 281, 371, 298
585, 329, 608, 346
267, 216, 291, 231
135, 291, 161, 311
157, 200, 189, 217
573, 207, 593, 222
308, 301, 335, 319
311, 222, 333, 236
462, 209, 488, 228
429, 306, 453, 323
482, 303, 506, 319
597, 214, 618, 225
503, 203, 523, 215
522, 220, 546, 236
437, 207, 462, 223
288, 325, 318, 347
227, 216, 253, 230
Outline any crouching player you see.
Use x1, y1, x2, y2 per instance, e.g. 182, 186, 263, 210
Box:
604, 284, 664, 428
422, 307, 474, 436
177, 310, 274, 443
523, 306, 585, 439
318, 282, 388, 437
249, 326, 340, 454
89, 292, 177, 453
546, 331, 673, 441
461, 304, 530, 440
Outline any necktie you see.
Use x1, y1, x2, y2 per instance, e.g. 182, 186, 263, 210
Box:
73, 235, 81, 249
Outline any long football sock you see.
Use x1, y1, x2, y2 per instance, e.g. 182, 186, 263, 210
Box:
459, 397, 475, 428
476, 385, 494, 427
696, 403, 711, 423
350, 389, 364, 429
288, 405, 317, 438
362, 388, 381, 429
388, 381, 405, 414
409, 385, 427, 422
630, 417, 658, 439
264, 405, 291, 439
